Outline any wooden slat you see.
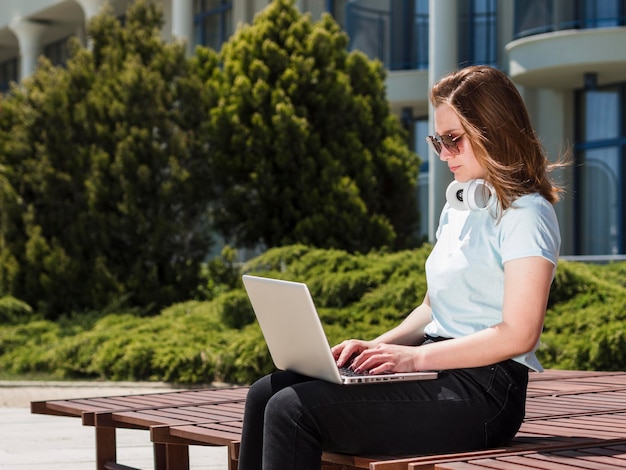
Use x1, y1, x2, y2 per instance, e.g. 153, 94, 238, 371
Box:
524, 392, 626, 421
30, 386, 248, 421
94, 401, 246, 429
433, 443, 626, 470
519, 412, 626, 440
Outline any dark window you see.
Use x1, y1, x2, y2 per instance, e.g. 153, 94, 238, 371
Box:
345, 0, 428, 71
0, 58, 18, 93
583, 0, 625, 27
575, 83, 626, 255
44, 36, 71, 67
327, 0, 349, 27
459, 0, 497, 67
193, 0, 233, 51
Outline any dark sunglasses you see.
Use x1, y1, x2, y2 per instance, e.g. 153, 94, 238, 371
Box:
426, 133, 464, 155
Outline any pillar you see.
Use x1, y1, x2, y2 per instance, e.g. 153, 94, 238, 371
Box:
428, 0, 458, 242
172, 0, 194, 55
9, 18, 48, 80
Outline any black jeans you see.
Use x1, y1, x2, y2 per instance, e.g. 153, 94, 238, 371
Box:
238, 359, 529, 469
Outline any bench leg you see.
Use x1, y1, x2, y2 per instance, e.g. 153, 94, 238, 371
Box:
229, 443, 239, 470
166, 444, 189, 470
154, 443, 166, 470
154, 443, 190, 470
95, 427, 116, 470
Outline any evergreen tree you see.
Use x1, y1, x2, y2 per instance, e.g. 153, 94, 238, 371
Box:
207, 0, 420, 253
0, 1, 218, 318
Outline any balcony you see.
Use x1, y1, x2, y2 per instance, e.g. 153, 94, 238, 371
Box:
513, 0, 626, 39
507, 0, 626, 88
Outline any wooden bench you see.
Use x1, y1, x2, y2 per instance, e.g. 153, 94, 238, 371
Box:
427, 440, 626, 469
31, 370, 626, 470
31, 387, 249, 470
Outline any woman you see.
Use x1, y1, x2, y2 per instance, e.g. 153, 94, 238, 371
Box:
238, 65, 563, 469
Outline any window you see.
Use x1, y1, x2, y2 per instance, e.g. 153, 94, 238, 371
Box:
0, 58, 18, 93
413, 116, 430, 242
299, 0, 349, 26
583, 0, 625, 27
193, 0, 233, 51
575, 84, 626, 255
458, 0, 497, 67
44, 36, 71, 68
327, 0, 349, 28
345, 0, 428, 71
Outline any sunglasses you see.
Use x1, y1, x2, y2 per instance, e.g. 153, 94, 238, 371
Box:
426, 133, 465, 155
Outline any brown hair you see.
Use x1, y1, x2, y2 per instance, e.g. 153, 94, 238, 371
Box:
429, 65, 565, 210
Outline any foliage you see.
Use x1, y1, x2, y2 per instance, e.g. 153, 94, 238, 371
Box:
0, 296, 36, 325
5, 245, 625, 385
0, 245, 431, 383
195, 246, 242, 301
0, 0, 423, 321
205, 0, 421, 253
538, 261, 626, 371
0, 1, 623, 382
0, 0, 219, 319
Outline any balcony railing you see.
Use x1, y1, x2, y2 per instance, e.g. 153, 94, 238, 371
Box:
514, 0, 626, 39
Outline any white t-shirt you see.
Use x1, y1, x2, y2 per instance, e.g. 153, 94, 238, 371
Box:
423, 193, 561, 371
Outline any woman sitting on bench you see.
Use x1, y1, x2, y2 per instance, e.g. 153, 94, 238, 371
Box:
237, 65, 565, 469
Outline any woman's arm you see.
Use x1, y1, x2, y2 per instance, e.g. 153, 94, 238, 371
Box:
351, 256, 555, 374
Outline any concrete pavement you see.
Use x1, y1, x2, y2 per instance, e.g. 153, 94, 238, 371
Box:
0, 381, 228, 470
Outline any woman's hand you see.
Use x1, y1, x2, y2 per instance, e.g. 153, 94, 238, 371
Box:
332, 340, 421, 374
331, 339, 374, 369
350, 343, 420, 375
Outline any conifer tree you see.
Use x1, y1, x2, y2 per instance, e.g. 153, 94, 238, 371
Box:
0, 1, 218, 318
207, 0, 420, 253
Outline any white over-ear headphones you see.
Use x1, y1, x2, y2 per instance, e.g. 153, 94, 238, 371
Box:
445, 179, 496, 211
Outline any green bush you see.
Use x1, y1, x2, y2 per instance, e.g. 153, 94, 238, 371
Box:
0, 296, 36, 325
1, 245, 626, 384
0, 321, 62, 376
215, 290, 256, 330
538, 260, 626, 370
0, 1, 218, 319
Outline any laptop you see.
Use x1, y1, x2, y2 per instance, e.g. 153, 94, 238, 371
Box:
242, 275, 438, 385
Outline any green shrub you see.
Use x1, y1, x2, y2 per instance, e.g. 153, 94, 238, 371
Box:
0, 296, 36, 325
0, 321, 61, 375
1, 246, 626, 385
215, 290, 256, 329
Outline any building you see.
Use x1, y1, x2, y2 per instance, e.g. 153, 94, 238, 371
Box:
1, 0, 625, 257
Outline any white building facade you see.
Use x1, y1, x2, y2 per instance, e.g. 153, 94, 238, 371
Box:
1, 0, 625, 257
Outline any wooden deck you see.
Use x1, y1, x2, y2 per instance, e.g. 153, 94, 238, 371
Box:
31, 370, 626, 470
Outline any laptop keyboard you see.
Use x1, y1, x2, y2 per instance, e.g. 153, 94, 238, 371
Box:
339, 366, 369, 377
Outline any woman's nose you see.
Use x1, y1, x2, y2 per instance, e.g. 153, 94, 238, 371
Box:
439, 148, 454, 161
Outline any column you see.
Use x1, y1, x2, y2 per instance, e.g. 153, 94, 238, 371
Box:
427, 0, 458, 242
9, 18, 48, 80
172, 0, 194, 56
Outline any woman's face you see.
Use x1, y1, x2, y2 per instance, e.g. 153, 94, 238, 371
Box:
433, 103, 486, 182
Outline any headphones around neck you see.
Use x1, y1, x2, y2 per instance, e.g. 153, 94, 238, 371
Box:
445, 179, 496, 211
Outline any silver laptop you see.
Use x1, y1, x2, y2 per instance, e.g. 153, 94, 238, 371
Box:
242, 275, 438, 385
